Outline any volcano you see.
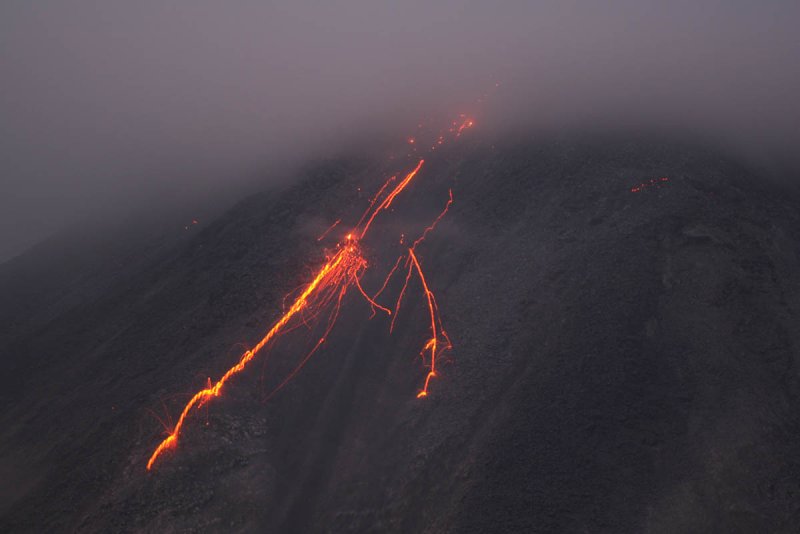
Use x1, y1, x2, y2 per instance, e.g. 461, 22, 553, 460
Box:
2, 133, 800, 533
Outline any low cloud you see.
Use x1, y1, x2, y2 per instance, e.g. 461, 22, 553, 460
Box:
2, 1, 798, 260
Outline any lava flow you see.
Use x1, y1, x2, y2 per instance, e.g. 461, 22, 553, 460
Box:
147, 242, 362, 470
145, 122, 469, 470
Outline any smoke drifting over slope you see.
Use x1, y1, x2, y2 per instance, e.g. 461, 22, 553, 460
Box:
2, 1, 799, 260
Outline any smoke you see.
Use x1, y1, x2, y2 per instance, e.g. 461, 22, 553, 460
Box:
2, 1, 799, 261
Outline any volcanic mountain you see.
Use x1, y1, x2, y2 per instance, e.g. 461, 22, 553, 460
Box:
2, 133, 799, 532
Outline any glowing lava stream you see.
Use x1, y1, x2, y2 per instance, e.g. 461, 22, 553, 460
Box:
408, 247, 450, 398
146, 156, 454, 471
147, 246, 358, 470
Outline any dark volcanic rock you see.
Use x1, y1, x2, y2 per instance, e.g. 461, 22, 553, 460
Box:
1, 135, 799, 533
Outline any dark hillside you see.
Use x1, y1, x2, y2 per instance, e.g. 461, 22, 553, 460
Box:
2, 135, 800, 533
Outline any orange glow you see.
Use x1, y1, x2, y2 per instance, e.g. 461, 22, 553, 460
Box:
355, 275, 392, 317
408, 248, 451, 398
355, 175, 396, 229
412, 189, 453, 250
358, 159, 424, 239
373, 255, 403, 301
456, 118, 475, 136
390, 256, 414, 334
147, 245, 363, 470
147, 160, 442, 471
145, 105, 480, 470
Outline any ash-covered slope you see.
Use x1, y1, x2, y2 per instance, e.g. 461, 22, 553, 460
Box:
2, 135, 800, 533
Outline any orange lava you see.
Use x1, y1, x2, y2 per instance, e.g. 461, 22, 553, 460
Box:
359, 159, 425, 239
412, 189, 453, 250
456, 118, 475, 136
408, 248, 451, 398
147, 243, 365, 470
146, 110, 476, 470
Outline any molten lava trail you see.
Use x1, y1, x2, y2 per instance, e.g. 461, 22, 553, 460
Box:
147, 245, 363, 470
147, 113, 475, 470
408, 248, 447, 398
359, 159, 424, 238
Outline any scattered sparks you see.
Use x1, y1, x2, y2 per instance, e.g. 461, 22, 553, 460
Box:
631, 176, 669, 193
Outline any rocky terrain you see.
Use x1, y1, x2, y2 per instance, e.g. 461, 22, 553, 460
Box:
2, 133, 800, 532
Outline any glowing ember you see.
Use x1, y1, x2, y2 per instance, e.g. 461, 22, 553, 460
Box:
456, 118, 475, 136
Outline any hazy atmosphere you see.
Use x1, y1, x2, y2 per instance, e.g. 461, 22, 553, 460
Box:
5, 3, 800, 532
2, 1, 799, 261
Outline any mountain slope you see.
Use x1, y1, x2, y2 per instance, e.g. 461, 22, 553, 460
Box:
2, 135, 800, 533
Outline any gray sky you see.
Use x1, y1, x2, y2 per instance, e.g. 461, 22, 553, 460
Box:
2, 1, 799, 261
